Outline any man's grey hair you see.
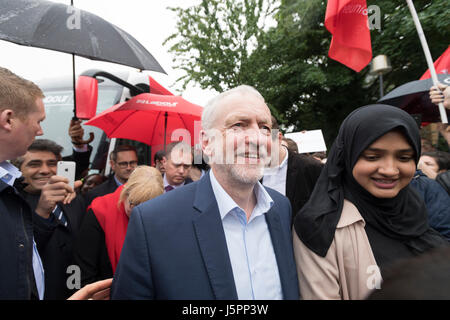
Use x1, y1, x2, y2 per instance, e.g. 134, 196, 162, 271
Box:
201, 85, 266, 131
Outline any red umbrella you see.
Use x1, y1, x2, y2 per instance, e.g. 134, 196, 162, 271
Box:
84, 93, 203, 155
148, 75, 174, 96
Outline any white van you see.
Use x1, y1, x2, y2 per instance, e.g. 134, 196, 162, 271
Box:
36, 69, 154, 174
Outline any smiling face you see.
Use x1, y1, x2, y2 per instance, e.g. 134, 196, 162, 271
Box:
203, 92, 272, 185
352, 130, 416, 198
20, 150, 58, 194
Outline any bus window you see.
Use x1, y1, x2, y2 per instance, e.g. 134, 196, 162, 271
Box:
40, 87, 121, 162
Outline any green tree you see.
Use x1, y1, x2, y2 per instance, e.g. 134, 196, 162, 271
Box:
165, 0, 449, 147
164, 0, 279, 92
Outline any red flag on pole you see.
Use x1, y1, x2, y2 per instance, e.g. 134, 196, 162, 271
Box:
420, 45, 450, 80
325, 0, 372, 72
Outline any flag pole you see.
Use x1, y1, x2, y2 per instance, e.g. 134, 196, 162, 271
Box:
406, 0, 448, 123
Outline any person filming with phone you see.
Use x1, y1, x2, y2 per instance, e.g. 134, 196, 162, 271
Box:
12, 138, 84, 299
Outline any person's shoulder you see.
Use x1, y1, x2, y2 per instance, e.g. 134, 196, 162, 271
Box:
265, 186, 289, 203
135, 181, 198, 220
87, 177, 115, 195
288, 152, 323, 172
264, 186, 291, 215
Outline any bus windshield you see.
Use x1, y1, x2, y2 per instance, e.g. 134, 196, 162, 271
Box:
40, 87, 122, 162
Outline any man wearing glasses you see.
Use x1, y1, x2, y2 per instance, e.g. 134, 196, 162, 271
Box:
84, 145, 138, 206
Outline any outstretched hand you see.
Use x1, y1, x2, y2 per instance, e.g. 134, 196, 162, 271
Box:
68, 278, 113, 300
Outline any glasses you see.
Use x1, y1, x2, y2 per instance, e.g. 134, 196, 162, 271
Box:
116, 160, 138, 169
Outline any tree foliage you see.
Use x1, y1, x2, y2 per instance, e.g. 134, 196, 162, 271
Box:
165, 0, 449, 147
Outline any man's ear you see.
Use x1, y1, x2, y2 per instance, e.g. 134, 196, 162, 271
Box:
0, 109, 14, 132
109, 159, 115, 172
200, 130, 211, 157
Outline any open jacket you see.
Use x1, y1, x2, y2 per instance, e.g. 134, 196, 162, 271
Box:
293, 199, 378, 300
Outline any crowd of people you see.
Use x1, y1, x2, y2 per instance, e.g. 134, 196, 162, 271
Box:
0, 66, 450, 300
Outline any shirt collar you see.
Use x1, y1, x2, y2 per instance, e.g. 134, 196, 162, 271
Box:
163, 174, 185, 189
114, 175, 123, 187
265, 147, 288, 175
279, 147, 289, 168
0, 161, 22, 186
209, 169, 273, 221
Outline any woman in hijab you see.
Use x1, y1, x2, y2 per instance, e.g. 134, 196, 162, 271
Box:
293, 104, 448, 300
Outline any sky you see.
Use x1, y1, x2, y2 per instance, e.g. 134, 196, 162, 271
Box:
0, 0, 217, 107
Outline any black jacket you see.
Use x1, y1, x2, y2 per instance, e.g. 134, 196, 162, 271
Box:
23, 192, 86, 299
84, 176, 119, 208
62, 145, 92, 180
74, 176, 195, 286
436, 170, 450, 196
73, 208, 113, 287
285, 152, 323, 225
0, 179, 38, 299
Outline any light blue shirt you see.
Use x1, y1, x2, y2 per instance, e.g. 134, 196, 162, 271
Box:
114, 175, 123, 187
0, 161, 22, 186
0, 161, 45, 300
209, 170, 283, 300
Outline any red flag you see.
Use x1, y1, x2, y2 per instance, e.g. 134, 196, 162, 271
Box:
420, 45, 450, 80
325, 0, 372, 72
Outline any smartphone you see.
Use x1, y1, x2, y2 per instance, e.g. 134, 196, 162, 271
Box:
57, 161, 76, 189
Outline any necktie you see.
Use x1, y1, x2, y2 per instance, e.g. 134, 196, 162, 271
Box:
165, 185, 174, 192
52, 205, 68, 227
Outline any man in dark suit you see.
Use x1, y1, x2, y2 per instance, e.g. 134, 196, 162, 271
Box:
13, 139, 85, 299
0, 67, 48, 299
112, 85, 299, 300
84, 144, 138, 206
263, 117, 323, 225
161, 141, 193, 192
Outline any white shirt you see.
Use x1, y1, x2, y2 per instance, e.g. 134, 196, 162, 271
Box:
262, 148, 289, 196
209, 169, 283, 300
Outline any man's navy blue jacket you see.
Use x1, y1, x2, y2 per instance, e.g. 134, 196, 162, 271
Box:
410, 170, 450, 241
112, 171, 300, 300
0, 179, 37, 299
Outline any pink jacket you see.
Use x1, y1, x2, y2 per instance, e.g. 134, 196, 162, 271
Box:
293, 199, 382, 300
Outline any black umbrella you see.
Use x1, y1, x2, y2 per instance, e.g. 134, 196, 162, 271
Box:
378, 74, 450, 123
0, 0, 166, 117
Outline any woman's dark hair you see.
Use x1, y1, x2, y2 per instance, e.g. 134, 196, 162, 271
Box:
422, 151, 450, 171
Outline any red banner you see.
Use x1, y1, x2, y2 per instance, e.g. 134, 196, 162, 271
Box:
325, 0, 372, 72
420, 45, 450, 80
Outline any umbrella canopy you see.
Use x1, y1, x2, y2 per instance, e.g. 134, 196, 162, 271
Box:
378, 74, 450, 123
84, 93, 203, 148
0, 0, 165, 73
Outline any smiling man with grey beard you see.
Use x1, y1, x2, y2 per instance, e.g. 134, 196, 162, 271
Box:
112, 85, 299, 300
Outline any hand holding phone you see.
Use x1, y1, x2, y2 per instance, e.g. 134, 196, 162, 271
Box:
57, 161, 76, 189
